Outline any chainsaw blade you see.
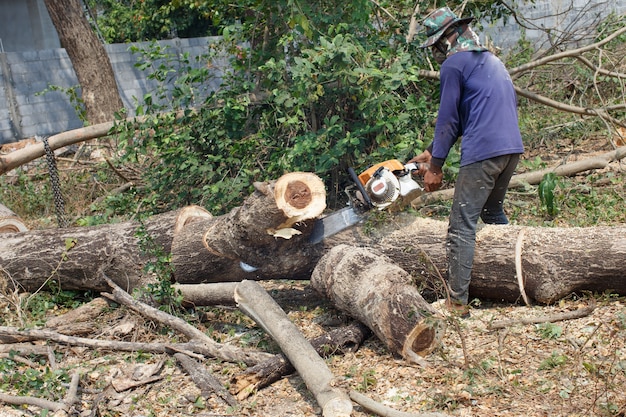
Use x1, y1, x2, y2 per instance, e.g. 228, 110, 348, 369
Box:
308, 206, 365, 244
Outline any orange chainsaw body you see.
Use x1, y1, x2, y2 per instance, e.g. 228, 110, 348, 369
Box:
357, 159, 405, 186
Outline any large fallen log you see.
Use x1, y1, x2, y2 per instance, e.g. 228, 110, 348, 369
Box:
1, 173, 625, 304
171, 172, 326, 283
0, 210, 178, 292
372, 215, 626, 304
0, 172, 327, 293
311, 245, 445, 363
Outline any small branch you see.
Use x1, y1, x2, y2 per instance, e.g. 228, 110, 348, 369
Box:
508, 25, 626, 76
349, 390, 450, 417
487, 303, 596, 330
0, 370, 81, 413
174, 352, 238, 407
102, 273, 272, 365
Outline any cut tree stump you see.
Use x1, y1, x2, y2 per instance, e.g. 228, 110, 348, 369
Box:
311, 245, 446, 363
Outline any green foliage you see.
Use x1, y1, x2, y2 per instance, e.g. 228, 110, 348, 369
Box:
539, 351, 568, 370
86, 0, 219, 42
112, 23, 436, 213
538, 172, 559, 217
133, 223, 183, 314
0, 357, 71, 400
535, 322, 563, 340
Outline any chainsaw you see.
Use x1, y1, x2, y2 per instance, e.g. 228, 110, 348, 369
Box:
308, 159, 424, 244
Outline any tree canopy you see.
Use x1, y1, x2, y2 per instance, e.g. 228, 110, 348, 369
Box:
78, 1, 625, 218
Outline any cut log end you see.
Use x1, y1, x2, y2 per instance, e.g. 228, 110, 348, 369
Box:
274, 172, 326, 224
174, 205, 213, 234
402, 320, 446, 359
0, 203, 28, 234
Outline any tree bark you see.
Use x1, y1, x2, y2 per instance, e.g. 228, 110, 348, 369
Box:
311, 245, 446, 363
371, 215, 626, 304
43, 0, 124, 124
1, 176, 625, 304
171, 172, 326, 283
0, 210, 178, 293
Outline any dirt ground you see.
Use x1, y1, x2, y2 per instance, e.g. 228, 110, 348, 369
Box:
1, 278, 625, 417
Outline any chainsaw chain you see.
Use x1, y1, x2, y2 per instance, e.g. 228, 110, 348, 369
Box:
42, 137, 69, 228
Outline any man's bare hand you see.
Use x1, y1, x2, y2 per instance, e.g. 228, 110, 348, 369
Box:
423, 164, 443, 192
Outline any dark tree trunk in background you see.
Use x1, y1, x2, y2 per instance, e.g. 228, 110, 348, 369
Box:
43, 0, 124, 124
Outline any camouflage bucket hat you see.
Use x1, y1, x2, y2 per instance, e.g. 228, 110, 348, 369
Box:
419, 7, 474, 48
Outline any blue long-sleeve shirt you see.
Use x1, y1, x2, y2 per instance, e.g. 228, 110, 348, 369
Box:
429, 51, 524, 168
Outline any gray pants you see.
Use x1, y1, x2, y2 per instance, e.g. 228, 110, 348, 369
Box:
446, 154, 520, 304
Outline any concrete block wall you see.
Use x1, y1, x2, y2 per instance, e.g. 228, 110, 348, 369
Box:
482, 0, 626, 51
0, 36, 224, 144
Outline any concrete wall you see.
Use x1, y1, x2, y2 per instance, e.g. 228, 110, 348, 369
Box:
0, 37, 225, 144
482, 0, 626, 51
0, 0, 60, 52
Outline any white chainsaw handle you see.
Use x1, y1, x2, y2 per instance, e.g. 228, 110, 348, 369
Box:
404, 162, 429, 174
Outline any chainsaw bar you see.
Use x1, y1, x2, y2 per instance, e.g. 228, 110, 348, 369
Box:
308, 206, 365, 244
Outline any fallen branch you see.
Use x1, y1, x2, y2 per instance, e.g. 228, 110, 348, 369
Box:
0, 371, 81, 413
487, 303, 596, 330
349, 390, 450, 417
235, 280, 353, 417
174, 352, 238, 407
411, 147, 626, 208
232, 321, 371, 399
102, 273, 272, 365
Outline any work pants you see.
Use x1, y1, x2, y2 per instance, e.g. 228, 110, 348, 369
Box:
447, 153, 520, 304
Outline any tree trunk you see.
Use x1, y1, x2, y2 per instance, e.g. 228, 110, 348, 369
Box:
311, 245, 445, 362
0, 210, 177, 293
370, 215, 626, 304
43, 0, 124, 124
171, 173, 327, 283
1, 178, 625, 304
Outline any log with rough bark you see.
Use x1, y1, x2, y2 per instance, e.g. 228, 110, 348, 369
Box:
235, 280, 353, 417
311, 245, 446, 364
171, 172, 326, 283
371, 215, 626, 304
0, 210, 178, 293
1, 170, 625, 304
0, 171, 326, 293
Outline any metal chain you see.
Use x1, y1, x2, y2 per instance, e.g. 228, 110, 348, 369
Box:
42, 137, 69, 228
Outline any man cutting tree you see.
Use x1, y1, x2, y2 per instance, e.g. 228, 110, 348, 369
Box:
409, 6, 525, 317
